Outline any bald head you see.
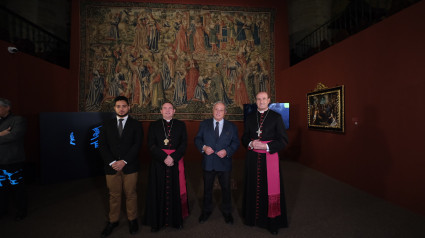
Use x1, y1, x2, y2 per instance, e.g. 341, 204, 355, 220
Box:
256, 92, 270, 111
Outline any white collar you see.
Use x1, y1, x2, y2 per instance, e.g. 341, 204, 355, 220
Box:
117, 115, 128, 120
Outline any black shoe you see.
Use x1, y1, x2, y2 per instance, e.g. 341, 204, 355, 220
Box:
269, 228, 278, 235
223, 213, 233, 224
129, 219, 139, 235
101, 221, 119, 238
198, 211, 211, 224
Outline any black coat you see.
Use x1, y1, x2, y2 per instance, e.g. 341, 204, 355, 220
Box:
144, 119, 188, 229
241, 110, 289, 230
99, 116, 143, 175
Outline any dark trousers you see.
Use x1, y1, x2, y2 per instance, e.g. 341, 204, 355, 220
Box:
202, 170, 232, 214
0, 164, 27, 216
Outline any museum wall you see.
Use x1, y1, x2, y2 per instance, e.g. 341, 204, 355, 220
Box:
276, 0, 425, 216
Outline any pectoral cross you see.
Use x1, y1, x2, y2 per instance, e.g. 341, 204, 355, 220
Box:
164, 138, 169, 145
256, 129, 262, 137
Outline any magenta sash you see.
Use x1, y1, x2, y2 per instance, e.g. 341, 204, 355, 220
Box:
163, 149, 189, 219
253, 141, 281, 218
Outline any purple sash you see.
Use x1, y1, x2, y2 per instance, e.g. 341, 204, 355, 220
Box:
163, 149, 189, 219
253, 141, 281, 218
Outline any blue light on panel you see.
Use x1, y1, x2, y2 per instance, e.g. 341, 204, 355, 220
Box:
0, 169, 23, 187
90, 125, 102, 148
70, 132, 76, 145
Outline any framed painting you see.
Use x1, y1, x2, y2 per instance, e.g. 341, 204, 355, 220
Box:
79, 1, 276, 120
307, 85, 344, 132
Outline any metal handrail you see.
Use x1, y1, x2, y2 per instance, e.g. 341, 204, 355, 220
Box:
290, 0, 420, 65
0, 6, 70, 68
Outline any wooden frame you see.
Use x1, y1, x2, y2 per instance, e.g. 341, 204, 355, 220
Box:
307, 85, 344, 132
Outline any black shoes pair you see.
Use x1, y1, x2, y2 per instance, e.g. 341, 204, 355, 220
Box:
101, 219, 139, 237
199, 211, 234, 225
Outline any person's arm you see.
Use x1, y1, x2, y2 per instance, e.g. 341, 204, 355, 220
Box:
148, 121, 169, 162
0, 116, 26, 144
221, 123, 240, 157
241, 116, 254, 149
194, 120, 206, 153
169, 121, 188, 162
266, 115, 288, 154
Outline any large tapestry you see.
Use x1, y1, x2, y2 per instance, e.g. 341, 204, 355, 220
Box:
79, 1, 276, 120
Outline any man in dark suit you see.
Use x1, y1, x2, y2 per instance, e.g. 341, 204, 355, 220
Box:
195, 101, 240, 224
99, 96, 143, 237
0, 98, 27, 221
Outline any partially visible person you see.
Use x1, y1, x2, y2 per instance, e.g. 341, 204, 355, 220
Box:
99, 96, 143, 237
144, 102, 189, 232
241, 92, 289, 235
0, 98, 27, 221
195, 101, 240, 224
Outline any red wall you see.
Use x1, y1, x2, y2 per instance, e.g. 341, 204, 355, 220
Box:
277, 1, 425, 215
0, 41, 76, 166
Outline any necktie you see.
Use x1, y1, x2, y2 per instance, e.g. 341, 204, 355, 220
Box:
118, 119, 124, 137
215, 121, 220, 139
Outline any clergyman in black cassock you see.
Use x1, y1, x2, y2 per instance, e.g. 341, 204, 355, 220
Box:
144, 102, 188, 232
241, 92, 289, 235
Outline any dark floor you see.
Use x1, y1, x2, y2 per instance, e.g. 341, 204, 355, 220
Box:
1, 159, 425, 238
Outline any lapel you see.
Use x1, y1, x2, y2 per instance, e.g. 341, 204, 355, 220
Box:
209, 118, 215, 135
114, 118, 121, 138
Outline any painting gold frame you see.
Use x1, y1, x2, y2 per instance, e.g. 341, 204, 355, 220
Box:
307, 85, 344, 132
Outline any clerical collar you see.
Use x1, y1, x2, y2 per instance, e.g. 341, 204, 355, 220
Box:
258, 109, 269, 114
163, 118, 172, 123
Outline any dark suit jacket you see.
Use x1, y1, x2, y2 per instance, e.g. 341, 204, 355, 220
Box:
99, 116, 143, 175
194, 118, 239, 172
0, 114, 27, 165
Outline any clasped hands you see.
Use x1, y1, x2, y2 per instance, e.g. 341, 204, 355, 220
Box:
111, 160, 126, 171
203, 145, 227, 158
164, 155, 174, 167
251, 139, 268, 150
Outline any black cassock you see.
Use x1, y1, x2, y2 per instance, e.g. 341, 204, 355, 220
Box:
144, 119, 188, 230
241, 110, 288, 231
